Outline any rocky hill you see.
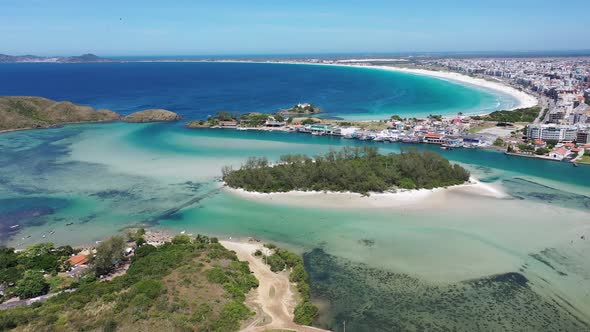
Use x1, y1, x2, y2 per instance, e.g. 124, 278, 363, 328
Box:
0, 96, 120, 131
122, 109, 181, 123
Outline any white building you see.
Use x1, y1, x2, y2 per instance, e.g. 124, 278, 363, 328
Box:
527, 124, 579, 142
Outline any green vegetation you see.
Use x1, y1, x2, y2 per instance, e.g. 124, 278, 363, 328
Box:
15, 271, 49, 299
493, 138, 505, 147
0, 96, 120, 131
261, 244, 318, 326
300, 118, 319, 125
484, 106, 541, 123
91, 236, 126, 276
240, 113, 269, 126
128, 228, 146, 246
223, 147, 470, 194
390, 114, 403, 121
0, 235, 258, 331
0, 243, 76, 300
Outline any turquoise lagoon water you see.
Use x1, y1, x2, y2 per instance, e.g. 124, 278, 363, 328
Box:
1, 122, 589, 331
0, 62, 517, 120
0, 62, 587, 330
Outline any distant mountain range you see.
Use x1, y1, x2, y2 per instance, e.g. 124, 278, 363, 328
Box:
0, 53, 113, 63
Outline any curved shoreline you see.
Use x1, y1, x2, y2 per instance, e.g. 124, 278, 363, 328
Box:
277, 61, 538, 113
368, 65, 538, 111
186, 60, 539, 114
105, 59, 538, 116
225, 177, 508, 210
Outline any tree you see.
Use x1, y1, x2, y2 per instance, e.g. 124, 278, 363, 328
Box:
15, 271, 49, 299
493, 138, 504, 147
390, 114, 402, 121
215, 111, 234, 121
301, 118, 318, 125
92, 236, 126, 276
535, 147, 550, 155
128, 228, 146, 246
274, 114, 285, 122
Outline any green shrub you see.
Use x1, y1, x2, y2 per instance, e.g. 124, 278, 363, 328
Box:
211, 300, 253, 331
294, 301, 319, 325
171, 234, 192, 245
206, 267, 228, 284
134, 244, 157, 258
15, 271, 49, 299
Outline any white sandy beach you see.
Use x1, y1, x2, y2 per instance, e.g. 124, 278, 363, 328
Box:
368, 65, 538, 111
226, 177, 508, 210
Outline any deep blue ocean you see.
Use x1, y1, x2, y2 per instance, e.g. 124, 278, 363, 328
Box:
0, 62, 517, 120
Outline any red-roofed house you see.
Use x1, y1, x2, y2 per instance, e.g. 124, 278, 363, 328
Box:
549, 147, 570, 160
68, 254, 88, 267
533, 139, 547, 149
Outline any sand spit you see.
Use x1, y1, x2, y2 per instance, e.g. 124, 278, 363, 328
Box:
221, 239, 329, 332
226, 178, 507, 210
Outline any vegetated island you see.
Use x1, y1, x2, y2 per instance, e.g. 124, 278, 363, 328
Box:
0, 96, 120, 132
277, 103, 322, 116
0, 96, 181, 132
185, 103, 321, 129
222, 146, 470, 194
122, 109, 182, 123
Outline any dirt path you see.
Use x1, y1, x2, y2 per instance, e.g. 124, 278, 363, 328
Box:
221, 240, 329, 332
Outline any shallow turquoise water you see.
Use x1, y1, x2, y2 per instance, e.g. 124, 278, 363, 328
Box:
1, 123, 589, 330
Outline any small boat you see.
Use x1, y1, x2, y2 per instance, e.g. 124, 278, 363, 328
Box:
65, 222, 74, 226
10, 224, 20, 229
440, 146, 448, 150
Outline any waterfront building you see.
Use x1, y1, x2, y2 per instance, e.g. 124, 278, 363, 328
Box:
423, 133, 444, 144
548, 147, 570, 160
526, 124, 579, 142
219, 120, 238, 127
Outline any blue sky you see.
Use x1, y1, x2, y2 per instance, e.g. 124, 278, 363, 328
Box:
1, 0, 588, 56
